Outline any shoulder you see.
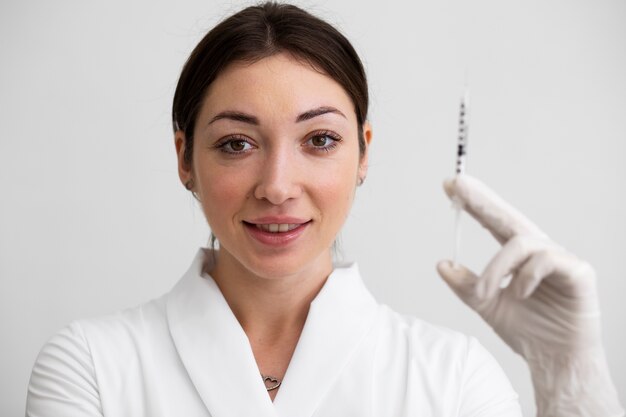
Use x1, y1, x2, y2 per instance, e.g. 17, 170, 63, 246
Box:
27, 297, 169, 415
375, 304, 511, 378
75, 296, 168, 345
60, 296, 174, 381
31, 295, 168, 364
372, 305, 521, 416
375, 304, 474, 360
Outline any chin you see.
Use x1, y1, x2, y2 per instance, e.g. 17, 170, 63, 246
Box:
230, 244, 332, 280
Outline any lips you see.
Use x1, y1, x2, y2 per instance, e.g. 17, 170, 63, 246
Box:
243, 217, 311, 247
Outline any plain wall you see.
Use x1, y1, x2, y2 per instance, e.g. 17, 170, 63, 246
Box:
1, 0, 624, 415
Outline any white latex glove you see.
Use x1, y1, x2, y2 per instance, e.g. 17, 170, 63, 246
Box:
436, 175, 624, 417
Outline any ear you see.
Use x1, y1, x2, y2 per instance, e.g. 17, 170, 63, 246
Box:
358, 121, 373, 181
174, 130, 193, 188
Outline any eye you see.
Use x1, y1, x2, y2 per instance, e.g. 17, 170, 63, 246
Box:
305, 131, 342, 152
215, 136, 255, 154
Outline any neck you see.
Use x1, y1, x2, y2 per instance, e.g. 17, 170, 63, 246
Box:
209, 249, 333, 343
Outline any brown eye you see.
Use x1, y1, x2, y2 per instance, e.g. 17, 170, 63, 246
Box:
216, 137, 254, 154
305, 131, 342, 153
311, 135, 330, 147
230, 140, 247, 151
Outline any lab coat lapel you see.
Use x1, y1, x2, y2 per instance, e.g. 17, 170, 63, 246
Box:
165, 249, 277, 417
273, 263, 378, 417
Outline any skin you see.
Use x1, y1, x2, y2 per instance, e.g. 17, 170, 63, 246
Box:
175, 52, 372, 401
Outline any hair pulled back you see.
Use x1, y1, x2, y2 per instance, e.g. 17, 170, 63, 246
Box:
172, 1, 369, 167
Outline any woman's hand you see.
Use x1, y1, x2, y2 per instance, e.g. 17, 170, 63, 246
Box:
436, 175, 624, 417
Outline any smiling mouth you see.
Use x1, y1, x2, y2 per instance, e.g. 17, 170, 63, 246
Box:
256, 223, 300, 233
243, 221, 312, 233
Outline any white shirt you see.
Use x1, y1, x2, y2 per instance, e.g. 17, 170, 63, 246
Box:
27, 248, 522, 416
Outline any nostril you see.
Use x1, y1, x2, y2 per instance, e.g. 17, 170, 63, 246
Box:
253, 181, 302, 205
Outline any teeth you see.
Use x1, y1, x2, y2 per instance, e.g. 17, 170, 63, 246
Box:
255, 223, 300, 233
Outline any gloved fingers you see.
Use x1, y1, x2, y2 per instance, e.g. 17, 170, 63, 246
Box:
510, 249, 559, 299
443, 175, 548, 245
436, 260, 492, 313
480, 235, 555, 299
513, 249, 599, 299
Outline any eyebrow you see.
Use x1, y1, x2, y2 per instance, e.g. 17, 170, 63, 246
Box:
208, 111, 259, 126
295, 106, 346, 122
207, 106, 346, 126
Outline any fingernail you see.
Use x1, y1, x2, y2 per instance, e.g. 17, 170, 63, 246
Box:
437, 260, 462, 281
436, 260, 451, 274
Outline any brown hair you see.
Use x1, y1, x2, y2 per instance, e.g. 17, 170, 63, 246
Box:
172, 1, 369, 167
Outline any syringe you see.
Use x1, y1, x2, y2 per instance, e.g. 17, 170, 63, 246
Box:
452, 89, 469, 268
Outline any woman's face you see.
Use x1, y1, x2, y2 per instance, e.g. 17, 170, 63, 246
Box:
176, 53, 371, 280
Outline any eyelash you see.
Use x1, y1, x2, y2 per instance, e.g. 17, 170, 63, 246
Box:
305, 130, 342, 153
214, 135, 255, 155
213, 130, 343, 155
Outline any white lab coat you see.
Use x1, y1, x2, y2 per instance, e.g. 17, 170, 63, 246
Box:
27, 248, 522, 416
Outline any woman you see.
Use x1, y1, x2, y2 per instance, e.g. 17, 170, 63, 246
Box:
26, 3, 623, 416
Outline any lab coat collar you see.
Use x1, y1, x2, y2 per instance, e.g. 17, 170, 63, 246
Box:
165, 248, 379, 417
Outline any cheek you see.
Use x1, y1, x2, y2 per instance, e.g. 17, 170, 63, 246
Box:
195, 166, 250, 223
311, 157, 359, 221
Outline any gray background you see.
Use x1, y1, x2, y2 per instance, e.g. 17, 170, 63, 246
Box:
1, 0, 624, 415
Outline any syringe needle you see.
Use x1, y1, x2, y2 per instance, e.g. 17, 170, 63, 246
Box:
452, 87, 469, 269
452, 200, 462, 268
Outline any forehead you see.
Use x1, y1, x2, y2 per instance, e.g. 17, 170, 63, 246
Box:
199, 53, 356, 123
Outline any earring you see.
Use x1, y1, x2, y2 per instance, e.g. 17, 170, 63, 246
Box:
185, 178, 195, 191
357, 177, 365, 186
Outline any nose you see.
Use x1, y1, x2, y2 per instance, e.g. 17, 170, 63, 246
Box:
253, 146, 302, 205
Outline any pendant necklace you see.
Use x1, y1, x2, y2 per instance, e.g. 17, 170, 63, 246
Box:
261, 373, 282, 391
